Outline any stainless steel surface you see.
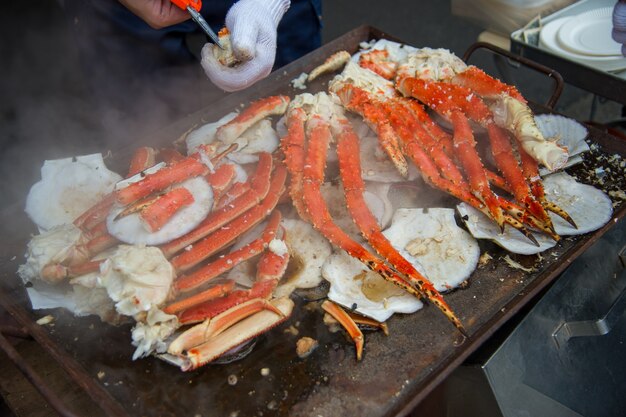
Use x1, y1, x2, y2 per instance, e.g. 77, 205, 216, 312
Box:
460, 216, 626, 417
187, 6, 224, 49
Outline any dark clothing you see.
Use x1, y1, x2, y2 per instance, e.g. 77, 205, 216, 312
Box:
60, 0, 321, 134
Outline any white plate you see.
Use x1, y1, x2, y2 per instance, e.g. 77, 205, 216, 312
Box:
557, 7, 622, 56
539, 17, 626, 72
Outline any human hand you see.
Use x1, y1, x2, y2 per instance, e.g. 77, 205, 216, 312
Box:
613, 0, 626, 56
118, 0, 190, 29
201, 0, 290, 92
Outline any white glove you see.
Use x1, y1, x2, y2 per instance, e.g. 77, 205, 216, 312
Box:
201, 0, 290, 91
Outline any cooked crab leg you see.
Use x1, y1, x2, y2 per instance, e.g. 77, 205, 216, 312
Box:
216, 95, 290, 143
164, 280, 236, 315
173, 210, 282, 292
308, 50, 351, 82
358, 49, 397, 80
205, 163, 237, 203
336, 90, 409, 178
179, 297, 293, 371
348, 311, 389, 336
115, 157, 209, 206
160, 152, 273, 258
296, 110, 465, 333
281, 106, 310, 220
177, 232, 290, 325
169, 164, 286, 273
127, 146, 157, 177
333, 113, 465, 331
322, 300, 364, 361
396, 78, 506, 228
168, 298, 285, 356
449, 66, 526, 103
518, 145, 577, 228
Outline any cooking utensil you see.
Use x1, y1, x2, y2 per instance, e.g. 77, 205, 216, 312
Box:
171, 0, 224, 49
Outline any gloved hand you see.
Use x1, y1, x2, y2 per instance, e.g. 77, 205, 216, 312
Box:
118, 0, 190, 29
201, 0, 290, 92
613, 0, 626, 56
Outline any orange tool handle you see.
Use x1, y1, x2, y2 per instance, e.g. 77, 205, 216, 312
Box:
171, 0, 202, 12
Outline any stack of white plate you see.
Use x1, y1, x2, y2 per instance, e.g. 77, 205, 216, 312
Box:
539, 7, 626, 72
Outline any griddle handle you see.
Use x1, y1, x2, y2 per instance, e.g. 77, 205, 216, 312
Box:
462, 42, 564, 110
0, 329, 81, 417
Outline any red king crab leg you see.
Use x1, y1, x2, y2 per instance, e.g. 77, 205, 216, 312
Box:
332, 112, 466, 332
280, 106, 311, 221
127, 146, 157, 177
336, 84, 539, 245
286, 104, 466, 334
396, 77, 507, 229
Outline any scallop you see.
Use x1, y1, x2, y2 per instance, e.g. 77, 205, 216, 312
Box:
322, 251, 423, 322
382, 208, 480, 291
542, 171, 613, 235
226, 119, 280, 165
107, 176, 213, 246
186, 112, 238, 154
25, 153, 122, 231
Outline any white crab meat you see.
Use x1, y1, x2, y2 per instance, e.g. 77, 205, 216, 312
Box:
18, 224, 86, 283
107, 176, 213, 246
25, 153, 122, 231
382, 208, 480, 292
322, 251, 423, 322
131, 307, 179, 360
99, 245, 175, 317
491, 97, 568, 172
354, 39, 418, 65
543, 172, 613, 235
397, 47, 467, 82
330, 60, 396, 99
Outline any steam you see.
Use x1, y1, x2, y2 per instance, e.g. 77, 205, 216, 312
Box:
1, 2, 225, 231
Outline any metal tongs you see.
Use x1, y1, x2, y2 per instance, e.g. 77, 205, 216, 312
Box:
171, 0, 224, 49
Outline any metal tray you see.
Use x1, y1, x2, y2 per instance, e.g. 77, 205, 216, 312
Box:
1, 26, 625, 417
510, 0, 626, 105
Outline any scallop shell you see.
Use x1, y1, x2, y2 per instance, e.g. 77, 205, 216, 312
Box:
534, 114, 589, 156
382, 208, 480, 291
456, 203, 557, 255
542, 171, 613, 235
322, 251, 423, 323
456, 172, 614, 254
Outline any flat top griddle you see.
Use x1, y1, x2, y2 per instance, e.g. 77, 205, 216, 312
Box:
1, 26, 625, 417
